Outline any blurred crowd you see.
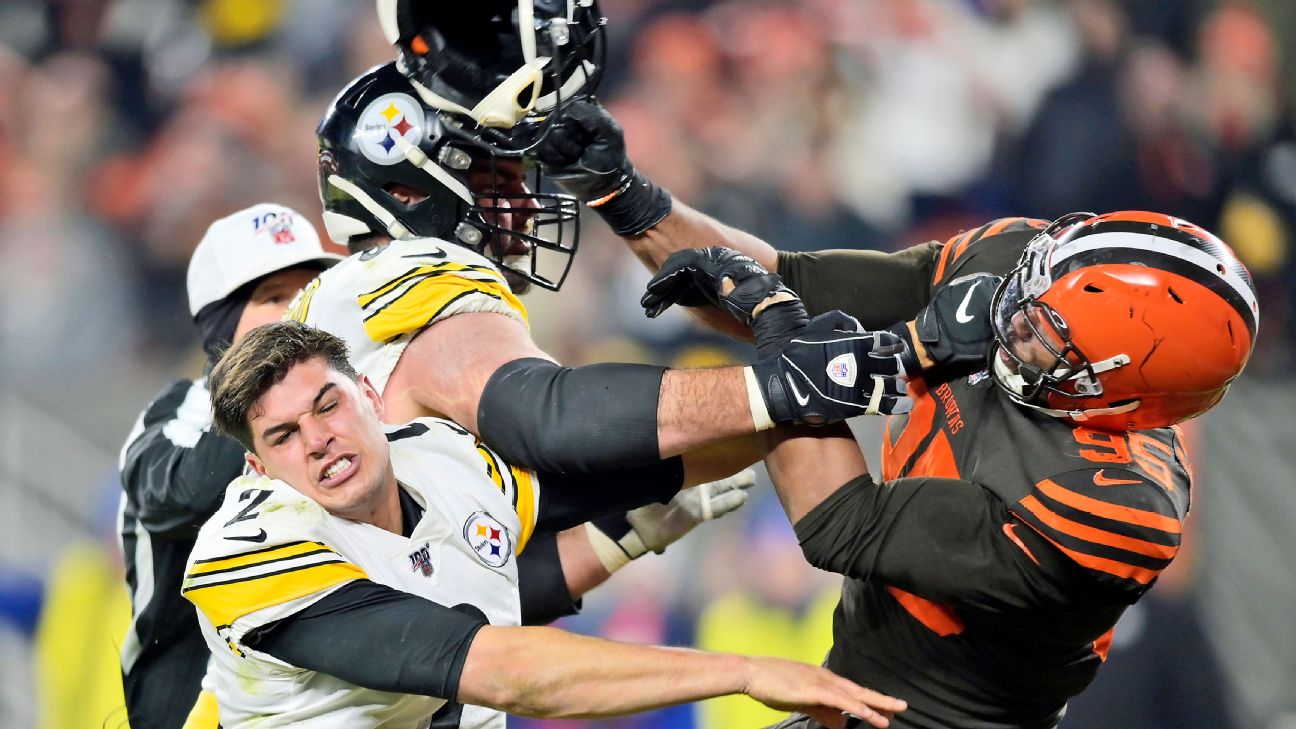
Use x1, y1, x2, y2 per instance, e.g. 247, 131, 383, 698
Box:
2, 0, 1294, 727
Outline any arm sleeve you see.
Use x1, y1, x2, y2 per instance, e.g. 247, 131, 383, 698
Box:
244, 580, 486, 699
533, 456, 684, 533
120, 379, 248, 537
776, 242, 942, 327
478, 358, 667, 474
794, 474, 1084, 612
515, 531, 581, 625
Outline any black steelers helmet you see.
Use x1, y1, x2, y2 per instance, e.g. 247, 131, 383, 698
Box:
317, 62, 580, 290
376, 0, 606, 152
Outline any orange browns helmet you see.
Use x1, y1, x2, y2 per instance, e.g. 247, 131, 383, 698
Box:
989, 211, 1259, 431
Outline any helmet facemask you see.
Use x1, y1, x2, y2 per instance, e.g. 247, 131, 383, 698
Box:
317, 62, 581, 290
988, 214, 1138, 422
462, 154, 580, 291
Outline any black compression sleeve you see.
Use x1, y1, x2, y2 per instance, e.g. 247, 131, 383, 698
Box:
534, 456, 684, 533
477, 358, 667, 474
245, 580, 486, 698
516, 531, 581, 625
777, 242, 942, 328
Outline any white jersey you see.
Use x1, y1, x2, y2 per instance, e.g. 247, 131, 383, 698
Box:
183, 418, 542, 729
286, 237, 528, 394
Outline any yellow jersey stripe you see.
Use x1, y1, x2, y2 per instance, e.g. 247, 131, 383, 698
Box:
361, 275, 527, 343
510, 466, 538, 553
189, 540, 332, 576
185, 559, 366, 629
357, 264, 504, 306
285, 276, 324, 322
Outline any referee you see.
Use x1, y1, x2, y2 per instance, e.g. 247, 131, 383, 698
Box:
117, 204, 341, 729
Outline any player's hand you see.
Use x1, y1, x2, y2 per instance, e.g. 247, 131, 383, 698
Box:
587, 470, 756, 571
740, 655, 906, 729
626, 469, 756, 553
528, 98, 672, 237
531, 98, 632, 203
643, 246, 809, 358
752, 312, 913, 425
642, 246, 782, 321
893, 273, 1002, 377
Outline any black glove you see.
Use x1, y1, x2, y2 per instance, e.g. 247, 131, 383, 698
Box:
890, 273, 1002, 377
751, 312, 912, 425
531, 98, 671, 236
642, 247, 808, 359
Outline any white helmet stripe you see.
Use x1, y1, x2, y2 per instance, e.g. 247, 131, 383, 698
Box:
1052, 230, 1258, 319
327, 174, 412, 240
390, 135, 474, 205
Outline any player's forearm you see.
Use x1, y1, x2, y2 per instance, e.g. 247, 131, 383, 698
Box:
458, 625, 751, 719
556, 526, 612, 599
763, 423, 870, 524
656, 367, 759, 458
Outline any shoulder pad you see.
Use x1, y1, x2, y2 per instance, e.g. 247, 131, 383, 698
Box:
932, 217, 1048, 288
183, 476, 365, 630
1012, 468, 1182, 592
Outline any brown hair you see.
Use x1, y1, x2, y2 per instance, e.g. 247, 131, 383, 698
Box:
209, 321, 358, 451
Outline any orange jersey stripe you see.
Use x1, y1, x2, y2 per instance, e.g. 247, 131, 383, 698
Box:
1020, 495, 1178, 559
930, 230, 970, 286
1092, 626, 1115, 661
886, 586, 964, 636
882, 383, 937, 481
1036, 479, 1181, 534
1028, 527, 1162, 584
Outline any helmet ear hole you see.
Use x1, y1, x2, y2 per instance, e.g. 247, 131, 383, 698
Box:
1083, 284, 1104, 293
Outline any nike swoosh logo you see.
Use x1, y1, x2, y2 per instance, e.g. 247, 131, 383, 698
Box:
401, 248, 448, 260
785, 373, 811, 407
226, 529, 268, 543
1092, 470, 1142, 487
955, 280, 981, 324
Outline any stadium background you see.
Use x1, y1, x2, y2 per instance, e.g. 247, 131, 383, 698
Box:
1, 0, 1294, 727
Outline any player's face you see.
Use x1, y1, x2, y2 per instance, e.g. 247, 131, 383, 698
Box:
244, 357, 397, 527
233, 268, 322, 344
468, 157, 537, 293
995, 307, 1070, 376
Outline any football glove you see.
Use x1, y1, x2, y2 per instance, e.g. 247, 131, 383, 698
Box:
750, 312, 913, 425
530, 98, 672, 237
585, 469, 757, 572
890, 273, 1002, 377
642, 246, 809, 359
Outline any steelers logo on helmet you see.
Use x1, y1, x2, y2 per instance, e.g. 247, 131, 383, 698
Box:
355, 92, 427, 166
463, 511, 513, 568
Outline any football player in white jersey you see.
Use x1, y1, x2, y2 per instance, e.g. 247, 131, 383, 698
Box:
185, 321, 906, 729
292, 61, 913, 498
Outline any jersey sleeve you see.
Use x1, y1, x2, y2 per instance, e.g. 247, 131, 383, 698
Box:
795, 475, 1085, 612
1010, 468, 1184, 596
776, 241, 942, 328
119, 378, 248, 538
346, 241, 528, 344
182, 476, 367, 652
474, 436, 540, 554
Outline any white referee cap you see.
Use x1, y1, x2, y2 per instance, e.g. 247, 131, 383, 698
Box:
187, 203, 344, 316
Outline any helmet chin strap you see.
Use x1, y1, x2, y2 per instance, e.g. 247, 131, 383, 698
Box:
992, 351, 1139, 421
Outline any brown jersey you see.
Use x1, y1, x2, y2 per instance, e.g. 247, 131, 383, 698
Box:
785, 219, 1192, 729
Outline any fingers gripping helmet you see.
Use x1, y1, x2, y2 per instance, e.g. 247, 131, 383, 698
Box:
317, 62, 580, 290
989, 211, 1259, 430
376, 0, 606, 140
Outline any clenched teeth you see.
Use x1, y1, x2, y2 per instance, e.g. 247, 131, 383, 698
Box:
324, 457, 352, 480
